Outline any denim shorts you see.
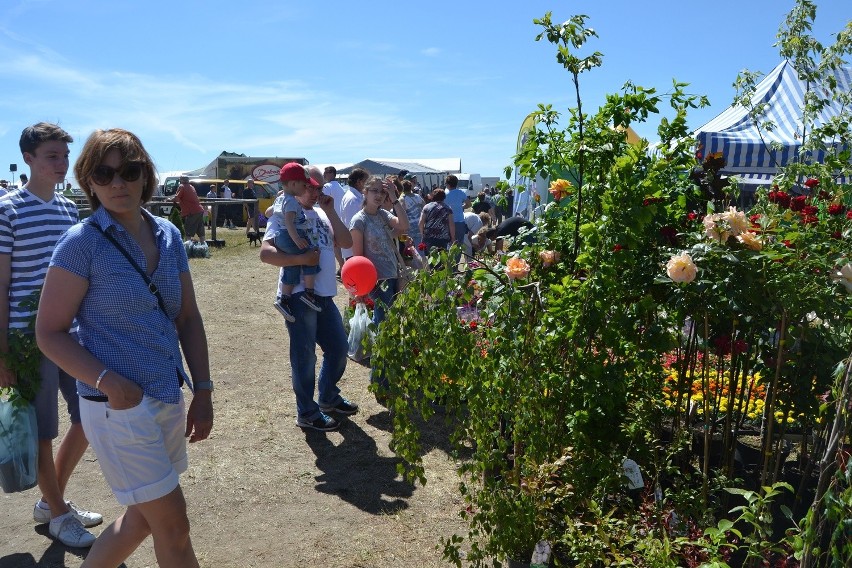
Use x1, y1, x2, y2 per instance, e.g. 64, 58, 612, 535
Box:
33, 357, 80, 440
272, 229, 320, 285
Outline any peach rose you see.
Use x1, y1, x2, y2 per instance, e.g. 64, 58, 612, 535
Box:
666, 252, 697, 283
722, 207, 749, 236
505, 257, 531, 280
548, 179, 572, 201
539, 250, 561, 268
737, 231, 763, 251
703, 213, 730, 243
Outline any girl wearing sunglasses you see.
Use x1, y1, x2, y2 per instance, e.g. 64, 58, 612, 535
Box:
35, 128, 213, 567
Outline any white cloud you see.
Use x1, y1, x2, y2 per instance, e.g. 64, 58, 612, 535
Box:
421, 47, 441, 57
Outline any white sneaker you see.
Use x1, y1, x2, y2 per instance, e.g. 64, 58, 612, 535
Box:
49, 512, 96, 548
34, 500, 103, 528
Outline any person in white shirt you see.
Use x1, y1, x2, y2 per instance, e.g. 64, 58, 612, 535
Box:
220, 180, 234, 229
338, 168, 369, 260
322, 166, 347, 271
463, 211, 485, 258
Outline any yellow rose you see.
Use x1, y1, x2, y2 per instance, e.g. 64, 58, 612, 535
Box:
737, 231, 763, 251
666, 252, 697, 284
505, 257, 531, 280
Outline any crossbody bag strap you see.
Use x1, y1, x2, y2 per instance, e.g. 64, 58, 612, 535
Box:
86, 220, 169, 315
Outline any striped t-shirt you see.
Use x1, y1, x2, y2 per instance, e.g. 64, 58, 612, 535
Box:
0, 188, 78, 329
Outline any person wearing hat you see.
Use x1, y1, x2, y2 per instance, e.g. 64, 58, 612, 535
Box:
0, 179, 8, 196
268, 163, 323, 322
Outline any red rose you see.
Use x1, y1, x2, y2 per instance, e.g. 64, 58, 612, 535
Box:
417, 242, 426, 251
687, 212, 699, 221
613, 244, 624, 252
659, 226, 678, 244
831, 231, 842, 239
804, 178, 819, 188
733, 340, 748, 355
713, 335, 732, 356
749, 214, 761, 227
768, 190, 791, 208
847, 210, 852, 220
790, 195, 807, 212
783, 239, 795, 248
801, 205, 818, 216
801, 214, 819, 225
828, 203, 845, 216
469, 321, 478, 330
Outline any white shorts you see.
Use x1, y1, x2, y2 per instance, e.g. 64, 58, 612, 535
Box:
79, 394, 188, 506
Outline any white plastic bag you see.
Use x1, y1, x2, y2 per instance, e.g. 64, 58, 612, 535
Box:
347, 302, 372, 362
0, 396, 38, 493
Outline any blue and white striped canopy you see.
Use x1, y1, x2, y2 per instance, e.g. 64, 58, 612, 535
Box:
694, 60, 851, 180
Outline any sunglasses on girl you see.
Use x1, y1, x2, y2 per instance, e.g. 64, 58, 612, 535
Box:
91, 162, 144, 186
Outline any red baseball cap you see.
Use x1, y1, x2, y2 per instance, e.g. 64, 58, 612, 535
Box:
280, 163, 320, 186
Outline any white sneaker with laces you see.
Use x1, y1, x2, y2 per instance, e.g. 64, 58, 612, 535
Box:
49, 512, 96, 548
34, 500, 103, 528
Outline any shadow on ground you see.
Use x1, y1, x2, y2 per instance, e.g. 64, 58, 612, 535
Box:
0, 525, 128, 568
305, 418, 413, 514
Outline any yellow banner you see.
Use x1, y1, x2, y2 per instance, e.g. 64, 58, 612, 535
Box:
517, 112, 537, 154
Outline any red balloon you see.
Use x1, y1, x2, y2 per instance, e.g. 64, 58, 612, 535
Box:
341, 256, 377, 296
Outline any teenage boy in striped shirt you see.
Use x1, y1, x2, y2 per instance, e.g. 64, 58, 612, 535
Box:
0, 123, 102, 548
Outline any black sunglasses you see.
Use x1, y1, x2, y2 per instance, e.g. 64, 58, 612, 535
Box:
91, 162, 144, 186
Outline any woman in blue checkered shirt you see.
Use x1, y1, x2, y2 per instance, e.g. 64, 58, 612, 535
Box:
36, 128, 213, 567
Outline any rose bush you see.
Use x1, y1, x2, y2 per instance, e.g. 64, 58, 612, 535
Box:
370, 2, 852, 566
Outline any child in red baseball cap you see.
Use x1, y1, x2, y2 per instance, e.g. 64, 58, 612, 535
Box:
269, 163, 322, 321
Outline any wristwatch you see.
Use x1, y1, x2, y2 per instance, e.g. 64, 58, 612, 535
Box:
194, 381, 214, 392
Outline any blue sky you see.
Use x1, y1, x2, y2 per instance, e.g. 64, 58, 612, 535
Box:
0, 0, 849, 185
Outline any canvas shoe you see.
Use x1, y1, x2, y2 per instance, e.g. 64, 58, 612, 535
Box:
48, 512, 96, 548
320, 397, 359, 416
34, 500, 103, 528
273, 298, 295, 322
296, 413, 339, 432
299, 290, 323, 312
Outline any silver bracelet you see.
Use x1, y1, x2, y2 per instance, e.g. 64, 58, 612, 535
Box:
95, 369, 109, 391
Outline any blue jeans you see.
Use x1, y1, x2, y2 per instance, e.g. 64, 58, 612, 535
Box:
284, 292, 348, 421
369, 278, 398, 390
454, 221, 467, 245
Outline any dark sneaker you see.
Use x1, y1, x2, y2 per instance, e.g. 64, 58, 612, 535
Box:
300, 291, 323, 312
296, 413, 339, 432
320, 397, 359, 416
274, 298, 295, 322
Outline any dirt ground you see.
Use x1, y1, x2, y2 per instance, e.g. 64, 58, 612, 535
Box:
0, 230, 467, 568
